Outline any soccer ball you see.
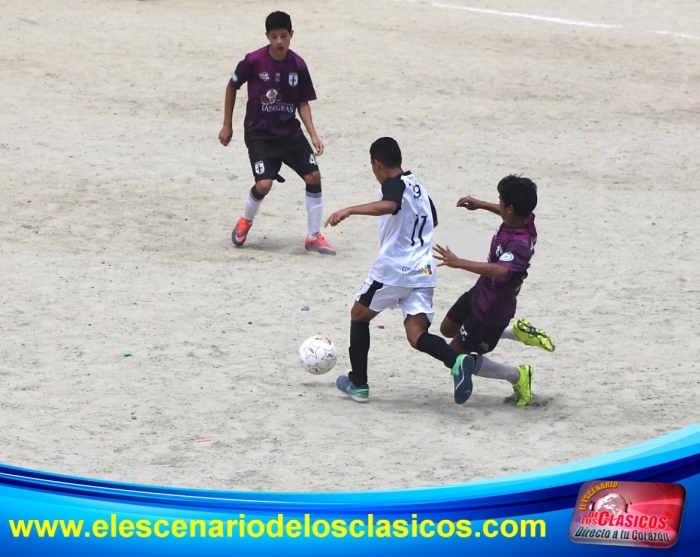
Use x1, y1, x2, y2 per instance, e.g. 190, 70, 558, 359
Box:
298, 336, 337, 375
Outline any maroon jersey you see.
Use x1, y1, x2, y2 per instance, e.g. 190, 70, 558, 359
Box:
471, 214, 537, 327
229, 46, 317, 140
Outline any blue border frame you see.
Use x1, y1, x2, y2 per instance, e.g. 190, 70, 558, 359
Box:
2, 425, 699, 555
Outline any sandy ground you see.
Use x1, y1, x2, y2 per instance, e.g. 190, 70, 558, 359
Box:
1, 0, 699, 492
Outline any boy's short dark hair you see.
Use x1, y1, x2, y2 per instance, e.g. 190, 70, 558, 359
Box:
265, 11, 292, 33
497, 175, 538, 216
370, 137, 402, 168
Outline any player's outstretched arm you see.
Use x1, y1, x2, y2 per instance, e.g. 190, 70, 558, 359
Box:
456, 196, 500, 215
298, 101, 324, 156
433, 244, 509, 280
324, 200, 398, 227
219, 85, 237, 146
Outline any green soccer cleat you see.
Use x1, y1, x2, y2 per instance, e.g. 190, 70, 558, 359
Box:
336, 375, 369, 403
513, 365, 534, 407
451, 354, 474, 405
513, 319, 555, 352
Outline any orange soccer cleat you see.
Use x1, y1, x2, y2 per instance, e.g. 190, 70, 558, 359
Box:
305, 233, 336, 255
232, 217, 253, 247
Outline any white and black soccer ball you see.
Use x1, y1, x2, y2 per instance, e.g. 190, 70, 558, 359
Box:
298, 336, 337, 375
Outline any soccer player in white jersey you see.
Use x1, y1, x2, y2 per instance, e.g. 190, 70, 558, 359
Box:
324, 137, 472, 403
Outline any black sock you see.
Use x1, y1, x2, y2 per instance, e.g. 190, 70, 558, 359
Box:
250, 184, 266, 201
305, 182, 322, 195
348, 320, 370, 386
416, 332, 457, 369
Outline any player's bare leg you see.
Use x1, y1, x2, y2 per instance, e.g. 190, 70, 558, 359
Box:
439, 315, 460, 340
303, 170, 336, 255
232, 178, 273, 247
336, 302, 377, 402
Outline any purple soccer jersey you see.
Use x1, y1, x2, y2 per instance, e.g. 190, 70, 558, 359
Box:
229, 46, 317, 140
471, 214, 537, 327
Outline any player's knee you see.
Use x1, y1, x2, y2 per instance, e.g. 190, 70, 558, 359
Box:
407, 331, 421, 349
405, 322, 427, 349
350, 304, 364, 321
351, 301, 375, 322
255, 180, 273, 196
439, 319, 455, 338
304, 171, 321, 185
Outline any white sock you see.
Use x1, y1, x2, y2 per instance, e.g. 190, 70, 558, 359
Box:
501, 326, 518, 342
305, 192, 323, 238
243, 189, 263, 222
474, 355, 520, 384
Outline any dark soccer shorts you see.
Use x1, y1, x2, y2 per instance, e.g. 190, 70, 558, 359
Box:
245, 134, 318, 181
445, 289, 506, 354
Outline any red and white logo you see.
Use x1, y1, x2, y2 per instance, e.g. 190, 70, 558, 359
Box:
261, 89, 281, 105
569, 480, 686, 549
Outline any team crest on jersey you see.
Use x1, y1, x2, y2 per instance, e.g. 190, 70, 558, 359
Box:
259, 71, 270, 81
289, 72, 299, 86
499, 252, 514, 262
254, 161, 265, 175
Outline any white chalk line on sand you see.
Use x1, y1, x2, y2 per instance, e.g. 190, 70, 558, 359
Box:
398, 0, 700, 41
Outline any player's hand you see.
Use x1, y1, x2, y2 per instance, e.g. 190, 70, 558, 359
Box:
324, 208, 350, 228
456, 196, 481, 210
219, 125, 233, 146
433, 244, 462, 268
311, 135, 324, 157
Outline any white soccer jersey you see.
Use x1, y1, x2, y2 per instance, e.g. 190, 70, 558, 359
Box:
368, 171, 437, 288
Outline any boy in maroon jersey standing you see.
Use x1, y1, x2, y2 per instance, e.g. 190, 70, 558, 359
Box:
218, 11, 335, 255
433, 175, 555, 407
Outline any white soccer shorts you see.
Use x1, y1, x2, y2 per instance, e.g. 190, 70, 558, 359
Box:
355, 278, 435, 322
